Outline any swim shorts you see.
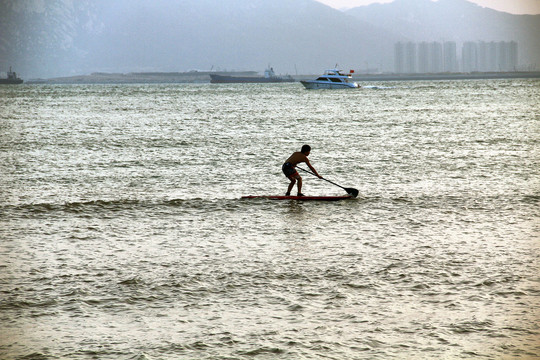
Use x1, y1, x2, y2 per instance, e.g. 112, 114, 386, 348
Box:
282, 162, 299, 178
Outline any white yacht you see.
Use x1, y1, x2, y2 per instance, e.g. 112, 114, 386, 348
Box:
300, 69, 358, 89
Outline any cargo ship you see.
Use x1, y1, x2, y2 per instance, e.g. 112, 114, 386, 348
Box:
210, 68, 294, 83
0, 67, 23, 84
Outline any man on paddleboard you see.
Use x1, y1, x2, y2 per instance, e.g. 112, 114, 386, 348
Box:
282, 145, 322, 196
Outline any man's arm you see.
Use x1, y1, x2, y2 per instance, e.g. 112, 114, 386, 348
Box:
305, 159, 323, 178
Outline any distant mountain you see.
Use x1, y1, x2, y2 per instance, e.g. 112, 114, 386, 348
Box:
346, 0, 540, 68
0, 0, 399, 78
0, 0, 538, 78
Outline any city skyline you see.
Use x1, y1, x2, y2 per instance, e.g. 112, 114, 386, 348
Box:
394, 40, 519, 74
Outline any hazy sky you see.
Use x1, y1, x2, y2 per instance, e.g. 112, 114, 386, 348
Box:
315, 0, 540, 14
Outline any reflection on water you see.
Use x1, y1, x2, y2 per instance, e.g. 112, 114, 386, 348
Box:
0, 80, 539, 359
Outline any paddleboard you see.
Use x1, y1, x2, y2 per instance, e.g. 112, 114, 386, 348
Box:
242, 195, 352, 201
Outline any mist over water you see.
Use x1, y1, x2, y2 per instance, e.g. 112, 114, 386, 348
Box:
1, 80, 539, 359
2, 0, 539, 78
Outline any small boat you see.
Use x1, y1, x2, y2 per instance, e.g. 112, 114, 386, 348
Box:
210, 68, 295, 83
0, 67, 23, 85
300, 69, 358, 89
242, 195, 353, 201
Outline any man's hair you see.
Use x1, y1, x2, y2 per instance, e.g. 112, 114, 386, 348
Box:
301, 144, 311, 153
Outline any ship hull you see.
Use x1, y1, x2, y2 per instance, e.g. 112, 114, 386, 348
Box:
0, 78, 23, 84
300, 80, 357, 89
210, 74, 294, 84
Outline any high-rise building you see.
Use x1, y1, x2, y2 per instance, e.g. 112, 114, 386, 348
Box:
394, 42, 417, 73
496, 41, 518, 71
497, 41, 509, 71
487, 41, 498, 71
443, 41, 458, 72
463, 41, 518, 72
508, 41, 518, 71
396, 41, 518, 73
417, 42, 430, 73
412, 41, 452, 73
405, 42, 417, 73
462, 41, 478, 72
429, 42, 443, 73
477, 41, 488, 71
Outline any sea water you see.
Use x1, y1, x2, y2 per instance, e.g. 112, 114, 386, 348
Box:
0, 80, 539, 359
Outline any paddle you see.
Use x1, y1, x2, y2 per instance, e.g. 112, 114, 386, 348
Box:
296, 166, 359, 198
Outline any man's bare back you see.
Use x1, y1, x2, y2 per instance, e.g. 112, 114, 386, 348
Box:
285, 152, 309, 166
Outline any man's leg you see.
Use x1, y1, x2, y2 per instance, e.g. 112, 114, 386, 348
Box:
286, 177, 296, 195
297, 176, 303, 195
